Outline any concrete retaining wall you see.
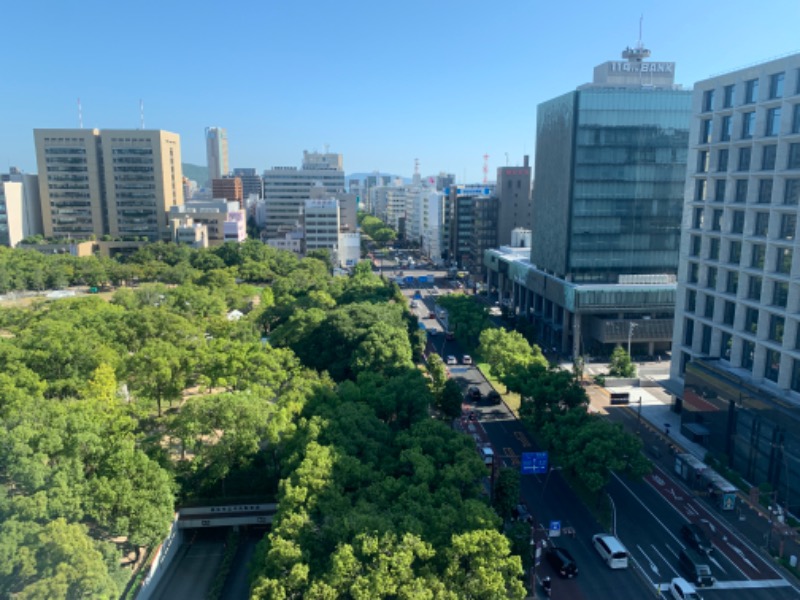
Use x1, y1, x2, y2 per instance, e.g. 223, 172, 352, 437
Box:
136, 514, 183, 600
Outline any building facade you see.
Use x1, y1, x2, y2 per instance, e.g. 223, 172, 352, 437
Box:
212, 177, 243, 207
0, 168, 42, 247
496, 156, 532, 247
205, 127, 229, 185
34, 128, 183, 241
232, 168, 263, 200
262, 151, 345, 239
169, 199, 245, 246
670, 53, 800, 512
516, 46, 690, 357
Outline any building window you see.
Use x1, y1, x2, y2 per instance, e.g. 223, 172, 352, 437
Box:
701, 325, 712, 354
734, 179, 748, 203
776, 247, 793, 274
701, 119, 713, 144
769, 314, 785, 343
788, 143, 800, 169
695, 179, 707, 201
791, 360, 800, 393
714, 179, 726, 202
773, 281, 789, 307
785, 179, 800, 205
723, 300, 736, 325
766, 107, 782, 136
742, 340, 756, 371
704, 295, 715, 319
770, 72, 785, 99
738, 147, 752, 171
709, 237, 721, 260
723, 84, 735, 108
765, 349, 781, 382
732, 210, 745, 233
690, 235, 701, 257
742, 112, 756, 139
745, 78, 759, 104
751, 243, 766, 269
703, 89, 715, 112
684, 318, 694, 346
745, 307, 760, 333
711, 209, 723, 231
686, 289, 697, 313
729, 240, 742, 264
698, 150, 709, 173
726, 270, 739, 294
693, 207, 704, 229
707, 266, 718, 289
758, 179, 773, 204
689, 262, 699, 284
719, 115, 732, 142
754, 212, 770, 237
748, 275, 762, 300
762, 144, 777, 170
781, 213, 797, 240
718, 148, 729, 172
721, 332, 732, 360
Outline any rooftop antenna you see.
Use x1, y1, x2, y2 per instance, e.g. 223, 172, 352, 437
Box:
482, 154, 489, 185
622, 15, 650, 63
77, 98, 83, 129
139, 99, 145, 129
505, 152, 509, 166
414, 158, 420, 177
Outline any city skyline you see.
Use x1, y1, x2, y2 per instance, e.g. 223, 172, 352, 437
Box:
3, 0, 799, 181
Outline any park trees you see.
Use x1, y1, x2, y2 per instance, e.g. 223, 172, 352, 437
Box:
608, 345, 636, 378
477, 328, 546, 390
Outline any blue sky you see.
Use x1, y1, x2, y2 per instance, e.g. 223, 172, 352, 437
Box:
3, 0, 799, 182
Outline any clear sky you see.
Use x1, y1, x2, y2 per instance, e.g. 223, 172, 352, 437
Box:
3, 0, 799, 182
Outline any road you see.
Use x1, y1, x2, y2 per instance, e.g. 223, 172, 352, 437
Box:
150, 529, 226, 600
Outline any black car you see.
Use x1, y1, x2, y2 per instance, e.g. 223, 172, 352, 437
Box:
546, 546, 578, 578
512, 503, 531, 522
467, 386, 481, 401
486, 390, 502, 405
681, 523, 713, 554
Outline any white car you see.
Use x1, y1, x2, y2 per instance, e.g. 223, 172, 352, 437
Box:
462, 355, 472, 365
446, 355, 457, 365
410, 300, 419, 308
669, 577, 702, 600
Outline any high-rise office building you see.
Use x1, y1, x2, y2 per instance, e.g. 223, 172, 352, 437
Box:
262, 151, 345, 239
496, 156, 532, 247
0, 168, 41, 247
485, 44, 690, 357
232, 168, 263, 200
670, 53, 800, 512
445, 184, 496, 272
34, 128, 183, 240
205, 127, 229, 185
212, 177, 243, 206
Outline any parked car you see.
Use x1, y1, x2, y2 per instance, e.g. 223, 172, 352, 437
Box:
546, 546, 578, 578
446, 355, 457, 365
410, 300, 419, 308
487, 390, 502, 405
428, 312, 435, 319
445, 331, 455, 340
681, 523, 713, 554
467, 386, 481, 401
669, 577, 702, 600
462, 355, 473, 365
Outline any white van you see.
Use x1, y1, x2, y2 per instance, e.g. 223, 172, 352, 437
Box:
592, 534, 629, 569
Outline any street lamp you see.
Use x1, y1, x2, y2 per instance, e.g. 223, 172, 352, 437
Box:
627, 322, 638, 357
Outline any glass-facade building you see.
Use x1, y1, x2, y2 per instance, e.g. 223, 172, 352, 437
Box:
532, 88, 691, 282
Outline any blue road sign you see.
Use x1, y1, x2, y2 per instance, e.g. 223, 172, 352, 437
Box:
521, 451, 548, 475
549, 520, 561, 537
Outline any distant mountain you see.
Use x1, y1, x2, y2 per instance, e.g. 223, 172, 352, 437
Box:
182, 163, 208, 184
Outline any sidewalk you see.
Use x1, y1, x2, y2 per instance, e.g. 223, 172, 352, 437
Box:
587, 381, 800, 584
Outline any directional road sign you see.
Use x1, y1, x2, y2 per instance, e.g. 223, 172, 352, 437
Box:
521, 451, 548, 475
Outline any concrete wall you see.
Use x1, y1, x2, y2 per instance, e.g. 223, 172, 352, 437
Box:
136, 514, 183, 600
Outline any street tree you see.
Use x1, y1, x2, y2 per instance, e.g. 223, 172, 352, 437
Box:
608, 345, 636, 378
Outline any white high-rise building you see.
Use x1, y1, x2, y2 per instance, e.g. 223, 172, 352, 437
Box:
422, 190, 445, 265
205, 127, 229, 185
262, 150, 345, 239
0, 168, 41, 247
670, 53, 800, 514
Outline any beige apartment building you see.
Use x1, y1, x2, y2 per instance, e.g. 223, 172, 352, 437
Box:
34, 128, 183, 240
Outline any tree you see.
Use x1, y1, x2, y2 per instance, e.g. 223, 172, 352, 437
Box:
438, 379, 463, 421
427, 353, 447, 395
506, 363, 588, 426
608, 346, 636, 378
492, 468, 520, 521
478, 328, 546, 390
127, 339, 187, 416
